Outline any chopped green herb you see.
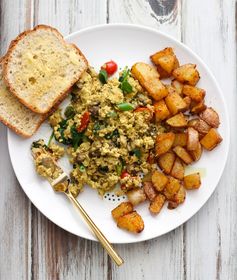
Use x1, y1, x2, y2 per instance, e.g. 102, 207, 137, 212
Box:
119, 67, 130, 82
99, 69, 108, 84
55, 119, 72, 145
71, 125, 84, 150
64, 106, 75, 119
132, 148, 142, 159
98, 166, 109, 174
120, 80, 133, 93
116, 103, 135, 111
116, 159, 125, 176
31, 141, 41, 149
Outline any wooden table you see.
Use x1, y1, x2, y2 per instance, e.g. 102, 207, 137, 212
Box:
0, 1, 236, 279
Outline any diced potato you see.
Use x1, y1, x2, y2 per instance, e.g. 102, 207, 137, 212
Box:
183, 96, 192, 111
173, 146, 193, 164
111, 202, 133, 221
187, 127, 199, 151
169, 185, 186, 206
170, 157, 185, 180
199, 107, 220, 128
200, 128, 222, 150
190, 142, 202, 161
163, 177, 181, 200
188, 118, 211, 135
182, 85, 205, 102
184, 173, 201, 190
171, 79, 184, 95
166, 112, 188, 128
154, 100, 170, 122
190, 100, 206, 114
166, 85, 177, 95
151, 170, 168, 192
155, 132, 175, 157
173, 64, 200, 86
143, 181, 157, 201
150, 47, 179, 78
117, 211, 144, 233
173, 133, 187, 147
149, 194, 166, 214
165, 92, 187, 115
127, 188, 146, 206
131, 62, 168, 100
157, 152, 176, 174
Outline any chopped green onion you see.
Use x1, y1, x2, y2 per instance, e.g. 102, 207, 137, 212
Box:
47, 131, 54, 146
99, 69, 108, 84
116, 103, 135, 111
116, 161, 124, 176
79, 164, 86, 172
64, 106, 75, 119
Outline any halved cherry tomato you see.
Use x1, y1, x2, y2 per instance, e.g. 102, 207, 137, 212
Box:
101, 60, 118, 75
120, 170, 130, 179
77, 111, 90, 132
134, 107, 153, 120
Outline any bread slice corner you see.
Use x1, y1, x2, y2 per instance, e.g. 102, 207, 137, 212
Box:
3, 25, 88, 114
0, 57, 45, 137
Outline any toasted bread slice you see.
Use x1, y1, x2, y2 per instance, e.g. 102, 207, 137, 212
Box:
0, 58, 45, 137
3, 25, 88, 114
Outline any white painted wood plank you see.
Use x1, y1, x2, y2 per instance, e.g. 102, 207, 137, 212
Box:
182, 1, 237, 279
30, 1, 108, 279
108, 1, 185, 279
0, 1, 33, 279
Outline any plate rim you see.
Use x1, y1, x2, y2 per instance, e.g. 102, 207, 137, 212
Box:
7, 23, 230, 243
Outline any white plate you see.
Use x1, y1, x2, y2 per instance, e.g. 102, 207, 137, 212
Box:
8, 24, 230, 243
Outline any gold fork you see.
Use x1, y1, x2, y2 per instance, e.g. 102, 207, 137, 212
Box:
51, 172, 124, 266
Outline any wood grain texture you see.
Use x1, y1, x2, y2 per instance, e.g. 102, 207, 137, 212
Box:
0, 0, 236, 279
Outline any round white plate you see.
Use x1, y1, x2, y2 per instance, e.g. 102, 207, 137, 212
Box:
8, 24, 230, 243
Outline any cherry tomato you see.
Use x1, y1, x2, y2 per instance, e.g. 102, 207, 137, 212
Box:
120, 170, 130, 179
134, 107, 153, 120
101, 60, 118, 75
77, 111, 90, 132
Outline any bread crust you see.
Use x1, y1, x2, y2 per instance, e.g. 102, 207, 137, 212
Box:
3, 25, 88, 114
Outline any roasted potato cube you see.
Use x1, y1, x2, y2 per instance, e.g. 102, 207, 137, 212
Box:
174, 185, 186, 203
183, 96, 192, 111
190, 142, 203, 161
143, 181, 157, 201
187, 127, 199, 151
166, 112, 188, 128
127, 188, 146, 206
182, 85, 205, 102
163, 177, 181, 200
166, 85, 177, 95
170, 157, 185, 180
173, 64, 200, 86
149, 194, 166, 214
184, 173, 201, 190
199, 107, 220, 128
165, 92, 187, 115
188, 118, 211, 135
131, 62, 168, 100
173, 133, 187, 147
111, 202, 133, 221
150, 47, 179, 78
154, 100, 170, 122
117, 211, 144, 233
155, 132, 175, 157
151, 170, 168, 192
171, 79, 184, 95
200, 128, 222, 150
168, 201, 179, 209
173, 146, 193, 164
157, 152, 176, 174
190, 100, 206, 114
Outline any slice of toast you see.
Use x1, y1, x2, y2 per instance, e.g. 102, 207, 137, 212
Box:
3, 25, 88, 114
0, 58, 45, 137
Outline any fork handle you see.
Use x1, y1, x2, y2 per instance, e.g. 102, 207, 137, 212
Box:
65, 191, 124, 266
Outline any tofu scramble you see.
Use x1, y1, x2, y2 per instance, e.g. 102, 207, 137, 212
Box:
47, 67, 157, 195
